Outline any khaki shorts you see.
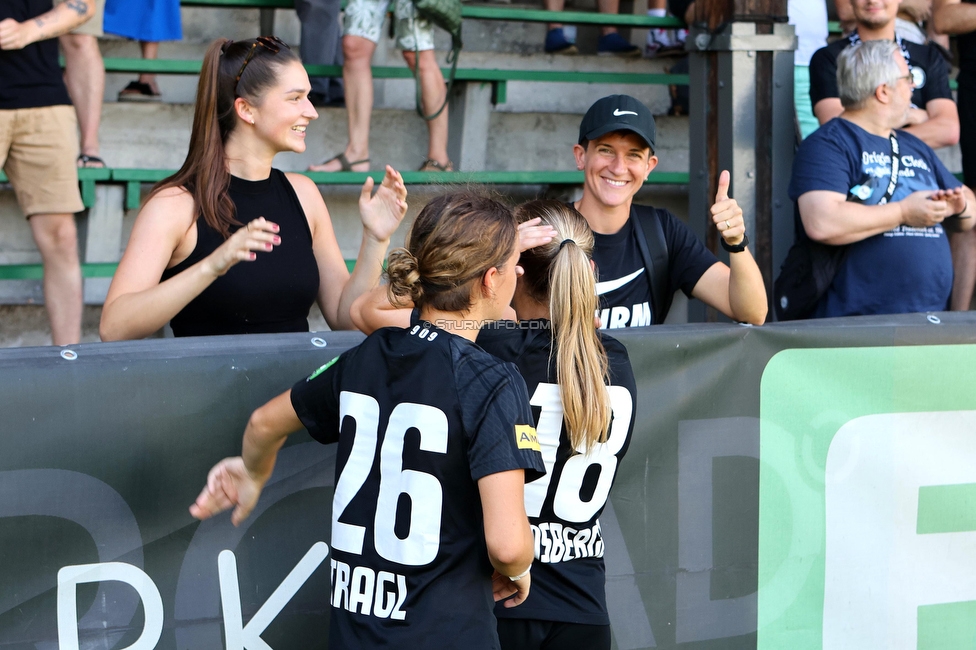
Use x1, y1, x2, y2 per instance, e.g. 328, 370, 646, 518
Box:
344, 0, 435, 51
0, 106, 84, 217
54, 0, 105, 37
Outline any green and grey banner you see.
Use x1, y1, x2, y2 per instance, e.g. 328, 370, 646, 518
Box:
1, 314, 975, 649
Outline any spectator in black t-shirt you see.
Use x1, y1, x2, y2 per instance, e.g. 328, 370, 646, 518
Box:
0, 0, 95, 345
810, 0, 958, 150
572, 95, 767, 328
933, 0, 976, 310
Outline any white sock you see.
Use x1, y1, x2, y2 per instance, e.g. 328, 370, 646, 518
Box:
647, 7, 667, 16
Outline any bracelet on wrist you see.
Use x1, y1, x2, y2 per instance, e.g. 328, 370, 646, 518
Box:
721, 233, 749, 253
951, 201, 971, 219
507, 566, 531, 582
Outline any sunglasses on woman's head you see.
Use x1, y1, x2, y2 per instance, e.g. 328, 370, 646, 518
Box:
234, 36, 289, 91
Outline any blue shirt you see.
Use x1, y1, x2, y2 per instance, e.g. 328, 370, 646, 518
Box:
789, 118, 960, 317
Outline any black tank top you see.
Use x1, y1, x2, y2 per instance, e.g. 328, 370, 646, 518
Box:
161, 169, 320, 337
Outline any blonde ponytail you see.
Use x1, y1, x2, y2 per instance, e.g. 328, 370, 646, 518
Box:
515, 201, 611, 452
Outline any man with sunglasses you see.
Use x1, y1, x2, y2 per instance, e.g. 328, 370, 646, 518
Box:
810, 0, 958, 151
0, 0, 96, 345
790, 40, 974, 318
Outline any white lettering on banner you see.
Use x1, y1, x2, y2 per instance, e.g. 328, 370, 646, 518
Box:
534, 521, 605, 563
58, 562, 164, 650
220, 542, 330, 650
330, 559, 408, 620
822, 411, 976, 649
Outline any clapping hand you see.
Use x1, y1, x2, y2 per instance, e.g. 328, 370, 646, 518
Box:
203, 217, 280, 277
360, 165, 408, 243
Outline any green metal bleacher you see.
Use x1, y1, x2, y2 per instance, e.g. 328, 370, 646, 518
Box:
0, 169, 691, 279
0, 0, 691, 283
179, 0, 686, 28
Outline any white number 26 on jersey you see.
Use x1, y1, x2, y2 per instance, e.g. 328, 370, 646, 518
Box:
331, 391, 448, 566
524, 383, 633, 522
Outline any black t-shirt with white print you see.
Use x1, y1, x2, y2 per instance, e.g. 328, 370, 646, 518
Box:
591, 204, 717, 328
478, 321, 637, 625
290, 322, 545, 650
809, 34, 952, 111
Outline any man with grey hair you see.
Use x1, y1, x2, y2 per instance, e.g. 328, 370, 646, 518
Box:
787, 39, 975, 317
810, 0, 957, 150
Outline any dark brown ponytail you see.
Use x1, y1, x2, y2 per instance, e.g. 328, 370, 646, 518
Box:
148, 37, 300, 238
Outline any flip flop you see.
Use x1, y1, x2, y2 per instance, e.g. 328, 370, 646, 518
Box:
418, 158, 454, 172
118, 81, 161, 103
308, 152, 370, 172
77, 154, 106, 169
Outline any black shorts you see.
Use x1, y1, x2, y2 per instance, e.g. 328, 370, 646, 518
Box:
496, 619, 611, 650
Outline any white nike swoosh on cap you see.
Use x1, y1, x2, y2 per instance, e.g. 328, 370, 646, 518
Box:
613, 109, 639, 116
595, 268, 644, 295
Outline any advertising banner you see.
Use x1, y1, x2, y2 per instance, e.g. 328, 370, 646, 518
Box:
1, 314, 975, 649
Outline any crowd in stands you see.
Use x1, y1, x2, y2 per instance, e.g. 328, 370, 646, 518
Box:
2, 0, 976, 346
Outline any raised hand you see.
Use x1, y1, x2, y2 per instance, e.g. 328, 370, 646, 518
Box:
360, 165, 408, 243
517, 217, 557, 252
710, 170, 745, 246
189, 456, 265, 526
203, 217, 280, 277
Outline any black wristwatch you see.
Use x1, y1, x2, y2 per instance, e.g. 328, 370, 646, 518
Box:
721, 233, 749, 253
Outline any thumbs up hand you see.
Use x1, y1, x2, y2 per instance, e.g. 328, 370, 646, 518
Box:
710, 170, 745, 246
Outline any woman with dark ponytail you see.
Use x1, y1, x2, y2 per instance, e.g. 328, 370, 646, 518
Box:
191, 191, 544, 649
354, 200, 637, 650
100, 37, 407, 340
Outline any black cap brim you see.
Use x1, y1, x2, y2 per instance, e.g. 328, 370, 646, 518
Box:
581, 123, 654, 153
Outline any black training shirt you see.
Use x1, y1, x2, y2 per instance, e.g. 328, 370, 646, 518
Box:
591, 204, 717, 327
0, 0, 73, 109
479, 321, 638, 625
809, 35, 952, 111
290, 322, 544, 650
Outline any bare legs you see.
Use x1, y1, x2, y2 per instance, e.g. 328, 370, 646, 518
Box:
309, 36, 449, 172
60, 34, 104, 164
402, 49, 448, 167
29, 214, 82, 345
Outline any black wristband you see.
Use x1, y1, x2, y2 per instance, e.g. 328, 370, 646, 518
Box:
721, 233, 749, 253
951, 201, 970, 219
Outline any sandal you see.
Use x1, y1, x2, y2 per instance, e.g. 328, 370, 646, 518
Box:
308, 152, 371, 172
418, 158, 454, 172
77, 154, 106, 169
118, 81, 161, 103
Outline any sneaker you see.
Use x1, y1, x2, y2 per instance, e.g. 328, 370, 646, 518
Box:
545, 28, 578, 55
598, 32, 641, 58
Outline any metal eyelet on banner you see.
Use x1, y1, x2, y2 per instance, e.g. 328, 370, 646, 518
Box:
926, 314, 942, 325
310, 337, 327, 348
60, 349, 78, 361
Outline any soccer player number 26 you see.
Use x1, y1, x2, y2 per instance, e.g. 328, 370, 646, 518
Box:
332, 391, 448, 566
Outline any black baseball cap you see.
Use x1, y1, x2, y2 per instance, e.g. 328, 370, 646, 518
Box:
578, 94, 656, 153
